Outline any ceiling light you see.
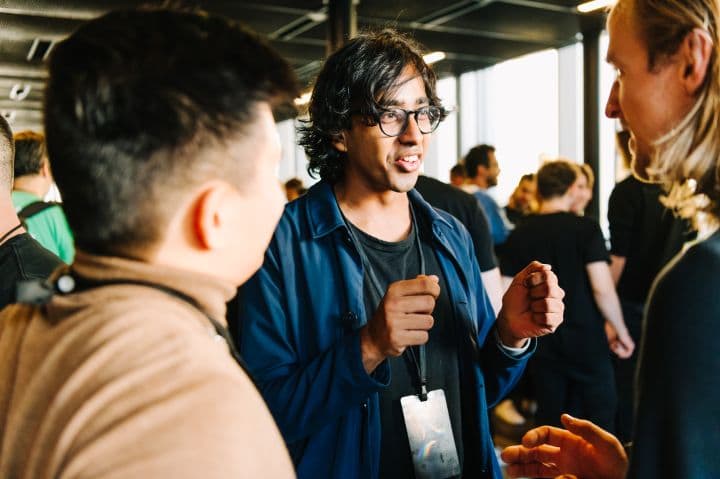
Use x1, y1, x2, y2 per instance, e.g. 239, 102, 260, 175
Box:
423, 51, 446, 65
577, 0, 616, 13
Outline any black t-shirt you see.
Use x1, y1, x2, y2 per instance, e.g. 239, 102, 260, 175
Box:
608, 176, 695, 303
414, 175, 497, 272
0, 233, 62, 310
500, 213, 610, 365
346, 212, 463, 479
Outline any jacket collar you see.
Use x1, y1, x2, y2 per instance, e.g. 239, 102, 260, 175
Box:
306, 180, 453, 239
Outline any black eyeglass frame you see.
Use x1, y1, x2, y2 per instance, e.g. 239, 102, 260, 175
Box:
375, 106, 445, 137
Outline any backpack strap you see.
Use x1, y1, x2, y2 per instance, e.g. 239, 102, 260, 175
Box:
18, 201, 59, 221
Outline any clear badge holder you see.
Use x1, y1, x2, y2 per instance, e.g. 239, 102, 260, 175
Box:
400, 389, 461, 479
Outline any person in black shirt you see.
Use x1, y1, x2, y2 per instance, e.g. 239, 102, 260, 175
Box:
608, 130, 695, 442
0, 115, 61, 310
414, 174, 503, 313
501, 160, 634, 431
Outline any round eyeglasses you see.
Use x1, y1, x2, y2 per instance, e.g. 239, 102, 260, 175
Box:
377, 106, 443, 137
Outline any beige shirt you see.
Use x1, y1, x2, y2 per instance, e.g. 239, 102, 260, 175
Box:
0, 253, 294, 478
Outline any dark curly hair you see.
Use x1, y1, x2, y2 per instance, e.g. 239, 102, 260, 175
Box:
299, 29, 446, 184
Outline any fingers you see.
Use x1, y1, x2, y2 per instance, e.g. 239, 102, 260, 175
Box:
388, 275, 440, 298
500, 446, 559, 477
516, 260, 552, 281
531, 312, 564, 334
527, 274, 564, 300
396, 313, 434, 331
530, 297, 564, 314
501, 444, 562, 465
385, 294, 436, 314
521, 425, 575, 448
560, 414, 619, 450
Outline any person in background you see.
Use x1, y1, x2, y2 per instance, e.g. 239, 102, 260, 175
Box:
569, 163, 594, 215
449, 162, 466, 187
505, 173, 538, 226
414, 174, 504, 314
463, 144, 512, 246
502, 0, 720, 476
501, 159, 634, 433
608, 128, 695, 442
284, 177, 306, 202
235, 29, 564, 479
0, 8, 298, 478
0, 117, 61, 310
11, 131, 74, 263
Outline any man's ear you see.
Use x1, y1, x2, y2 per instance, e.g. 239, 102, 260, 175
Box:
193, 183, 233, 250
331, 132, 347, 153
41, 159, 52, 178
680, 28, 713, 95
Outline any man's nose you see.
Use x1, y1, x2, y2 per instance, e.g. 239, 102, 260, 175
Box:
605, 79, 622, 119
398, 114, 423, 143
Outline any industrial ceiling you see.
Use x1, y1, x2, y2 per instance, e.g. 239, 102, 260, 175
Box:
0, 0, 606, 131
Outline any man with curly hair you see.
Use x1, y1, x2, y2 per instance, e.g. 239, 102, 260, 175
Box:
235, 29, 565, 479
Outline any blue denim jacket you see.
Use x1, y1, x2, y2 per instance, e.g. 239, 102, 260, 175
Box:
236, 181, 534, 478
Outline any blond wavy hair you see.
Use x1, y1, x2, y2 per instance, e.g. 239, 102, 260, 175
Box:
615, 0, 720, 226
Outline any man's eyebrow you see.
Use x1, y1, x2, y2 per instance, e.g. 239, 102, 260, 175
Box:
383, 97, 431, 108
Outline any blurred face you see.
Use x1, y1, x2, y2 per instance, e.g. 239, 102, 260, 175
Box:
516, 178, 535, 208
337, 66, 432, 194
569, 173, 591, 213
605, 5, 693, 178
485, 151, 500, 187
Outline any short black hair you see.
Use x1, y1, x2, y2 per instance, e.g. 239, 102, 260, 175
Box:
299, 29, 446, 184
537, 160, 578, 200
13, 131, 47, 178
464, 144, 495, 179
44, 8, 298, 256
450, 163, 466, 178
0, 115, 13, 190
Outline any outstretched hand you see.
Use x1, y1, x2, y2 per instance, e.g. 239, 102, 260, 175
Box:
496, 261, 565, 347
501, 414, 628, 479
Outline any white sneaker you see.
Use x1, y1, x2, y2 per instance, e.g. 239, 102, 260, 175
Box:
494, 399, 526, 425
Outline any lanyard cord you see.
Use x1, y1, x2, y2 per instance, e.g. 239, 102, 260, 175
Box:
0, 224, 23, 245
343, 202, 429, 400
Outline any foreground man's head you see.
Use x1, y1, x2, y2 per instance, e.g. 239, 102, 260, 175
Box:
45, 8, 298, 282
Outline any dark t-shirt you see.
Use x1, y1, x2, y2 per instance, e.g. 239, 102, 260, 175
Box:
500, 213, 610, 365
608, 176, 695, 303
346, 213, 463, 479
414, 176, 497, 272
0, 233, 62, 310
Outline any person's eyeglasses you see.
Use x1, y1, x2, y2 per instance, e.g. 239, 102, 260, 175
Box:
376, 106, 443, 137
